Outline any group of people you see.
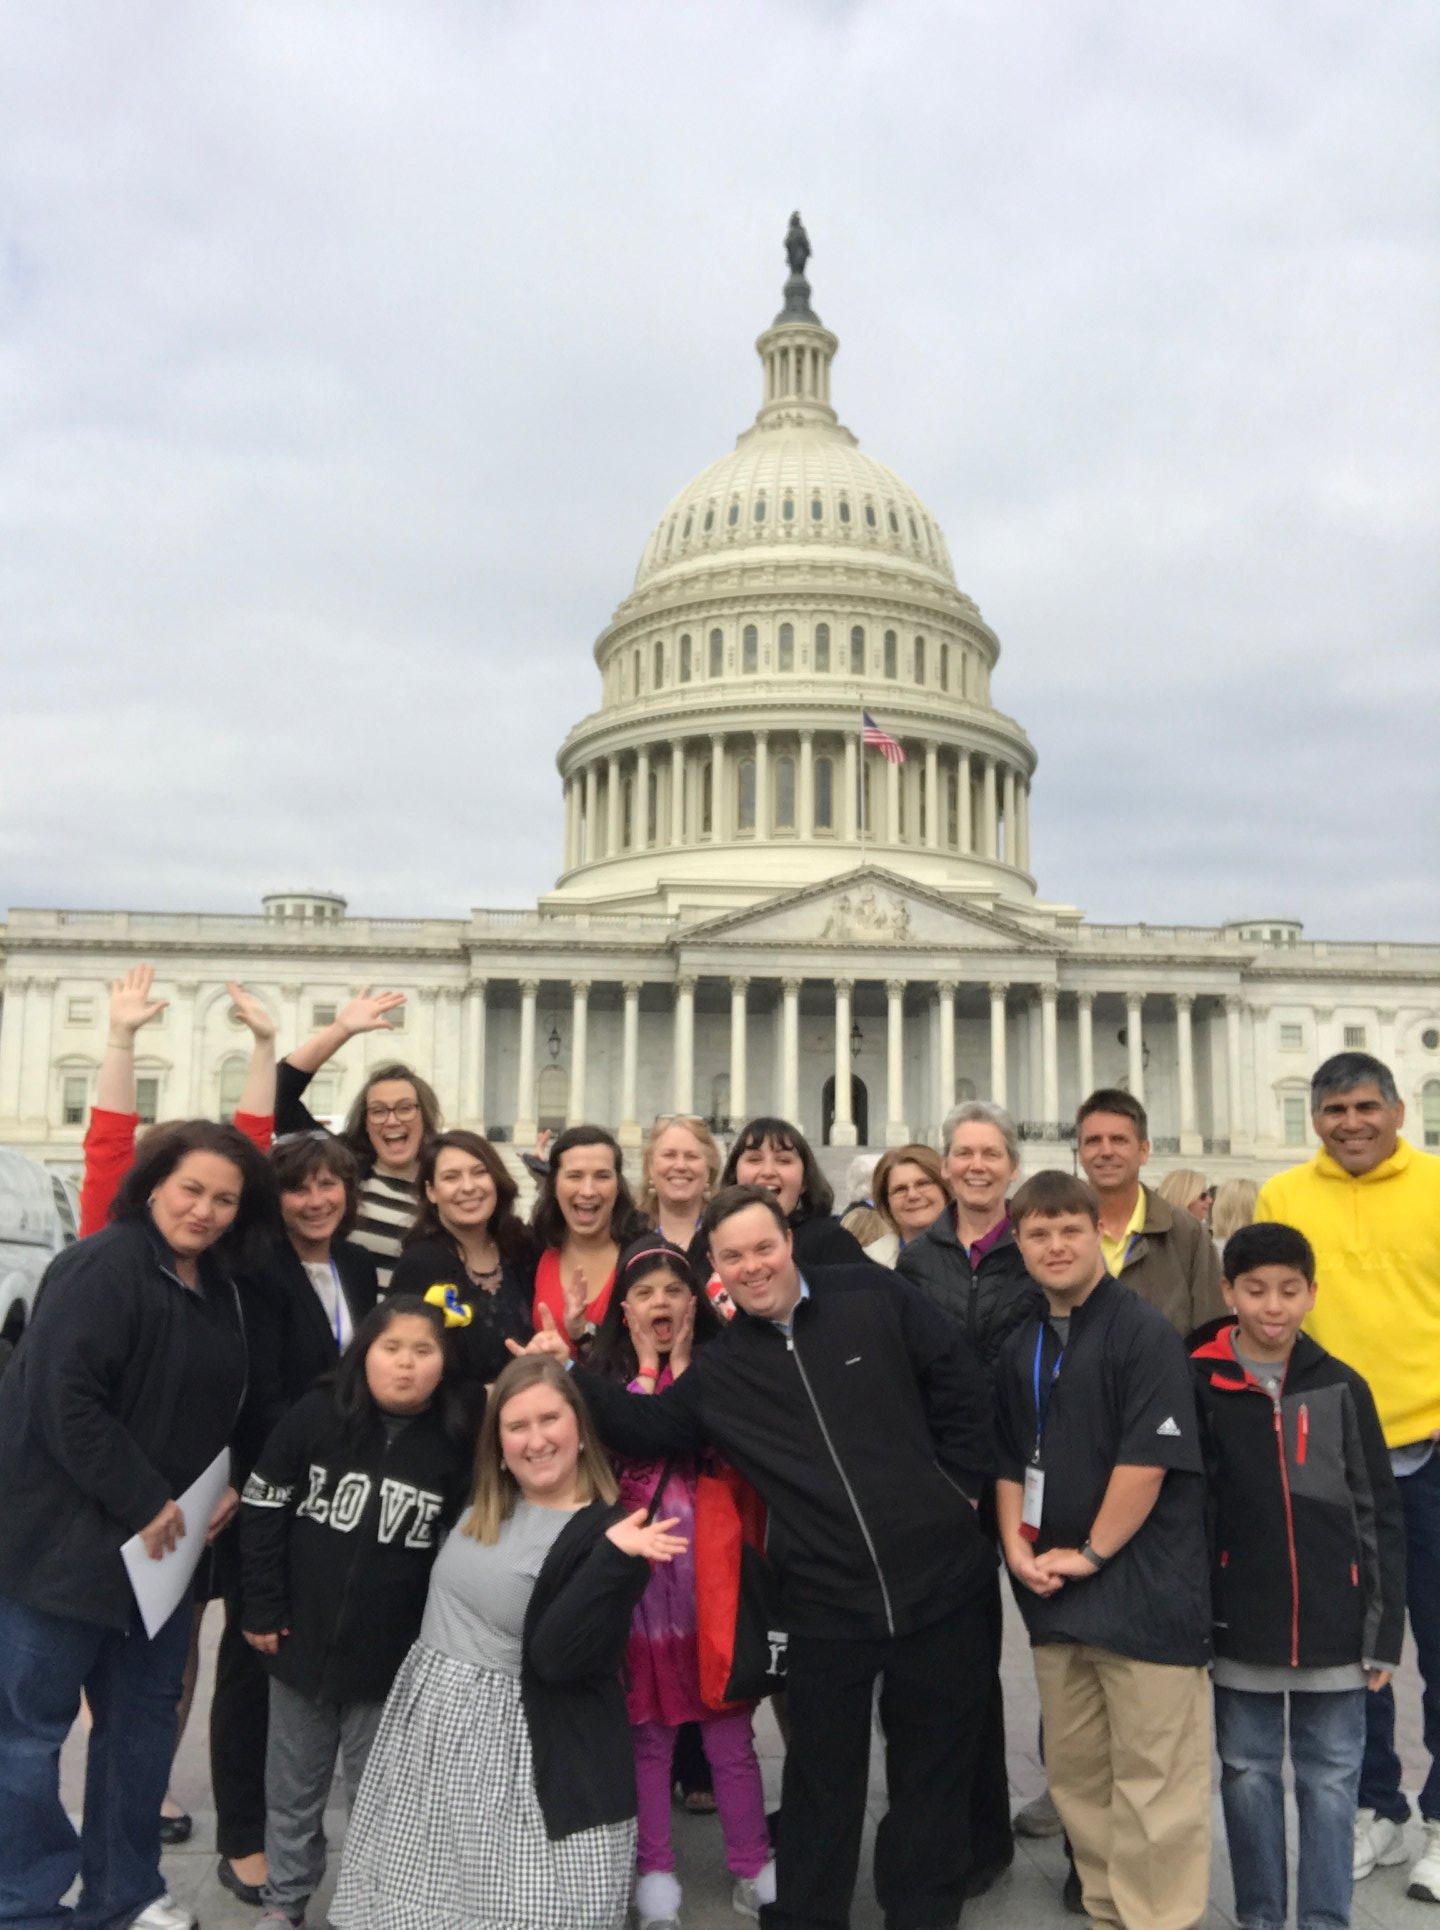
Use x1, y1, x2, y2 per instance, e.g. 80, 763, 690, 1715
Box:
0, 971, 1434, 1930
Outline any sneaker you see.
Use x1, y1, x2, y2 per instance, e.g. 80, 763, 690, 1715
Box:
131, 1900, 198, 1930
1409, 1818, 1440, 1902
732, 1859, 776, 1918
1013, 1789, 1064, 1838
1354, 1806, 1409, 1880
635, 1867, 682, 1928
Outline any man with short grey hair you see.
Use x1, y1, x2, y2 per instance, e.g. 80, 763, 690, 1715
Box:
1257, 1050, 1440, 1900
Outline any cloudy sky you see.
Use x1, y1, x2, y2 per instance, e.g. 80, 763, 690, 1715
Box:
2, 1, 1436, 939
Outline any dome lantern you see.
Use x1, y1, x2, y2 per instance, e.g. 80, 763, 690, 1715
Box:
751, 212, 841, 433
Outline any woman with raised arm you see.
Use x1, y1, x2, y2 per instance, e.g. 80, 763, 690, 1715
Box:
275, 988, 439, 1291
527, 1126, 647, 1360
717, 1116, 868, 1271
330, 1355, 684, 1930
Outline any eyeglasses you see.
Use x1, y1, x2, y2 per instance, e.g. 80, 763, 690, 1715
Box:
366, 1100, 420, 1123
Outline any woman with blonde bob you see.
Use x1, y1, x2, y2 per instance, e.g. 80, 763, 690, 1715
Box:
636, 1114, 723, 1278
331, 1356, 686, 1930
1154, 1166, 1212, 1221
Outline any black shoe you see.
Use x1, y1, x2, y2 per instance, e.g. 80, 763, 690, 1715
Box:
962, 1856, 1012, 1899
1061, 1864, 1085, 1914
158, 1812, 193, 1846
217, 1857, 266, 1907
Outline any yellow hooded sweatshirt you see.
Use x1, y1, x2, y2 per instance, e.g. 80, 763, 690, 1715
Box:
1256, 1137, 1440, 1447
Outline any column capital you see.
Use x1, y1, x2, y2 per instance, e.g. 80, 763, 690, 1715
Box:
677, 975, 698, 995
754, 726, 769, 744
781, 977, 802, 996
417, 985, 440, 1003
1174, 991, 1194, 1013
1250, 1003, 1270, 1022
799, 726, 815, 743
31, 975, 58, 992
988, 980, 1009, 999
885, 977, 906, 998
622, 978, 643, 997
439, 985, 463, 1004
833, 977, 854, 996
466, 976, 489, 994
519, 978, 540, 997
1224, 993, 1244, 1014
1076, 987, 1095, 1009
570, 978, 591, 997
1125, 989, 1144, 1011
1314, 1005, 1333, 1023
1040, 983, 1058, 1007
729, 975, 750, 994
175, 979, 201, 998
936, 978, 957, 998
1376, 1006, 1398, 1023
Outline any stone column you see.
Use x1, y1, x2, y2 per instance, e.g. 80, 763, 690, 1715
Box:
1314, 1006, 1334, 1063
755, 730, 770, 839
1077, 989, 1095, 1101
169, 980, 201, 1115
606, 753, 622, 855
619, 981, 641, 1148
937, 980, 956, 1127
670, 740, 686, 844
1176, 993, 1200, 1152
1003, 765, 1017, 865
781, 979, 801, 1121
565, 981, 590, 1125
843, 734, 859, 841
832, 979, 856, 1146
635, 747, 650, 851
21, 977, 57, 1125
885, 979, 908, 1144
924, 744, 939, 850
989, 982, 1008, 1107
514, 980, 539, 1143
673, 977, 696, 1112
1125, 993, 1145, 1106
415, 986, 440, 1104
1377, 1006, 1397, 1069
1041, 984, 1060, 1130
959, 749, 973, 853
583, 763, 599, 863
1017, 779, 1031, 872
1026, 992, 1044, 1119
728, 977, 749, 1127
981, 756, 998, 859
709, 734, 725, 842
884, 755, 900, 845
799, 730, 815, 838
461, 980, 487, 1127
1225, 996, 1248, 1150
0, 976, 28, 1120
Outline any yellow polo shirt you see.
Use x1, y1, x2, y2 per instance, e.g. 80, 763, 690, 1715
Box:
1100, 1190, 1147, 1277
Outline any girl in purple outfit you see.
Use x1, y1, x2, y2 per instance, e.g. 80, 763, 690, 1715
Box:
589, 1239, 774, 1929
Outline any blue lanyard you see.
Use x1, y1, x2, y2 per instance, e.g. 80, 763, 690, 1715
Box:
1031, 1328, 1064, 1462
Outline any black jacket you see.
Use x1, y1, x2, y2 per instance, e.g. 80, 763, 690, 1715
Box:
237, 1234, 379, 1473
574, 1265, 995, 1640
1190, 1325, 1406, 1670
790, 1209, 870, 1271
522, 1500, 655, 1839
895, 1210, 1044, 1378
239, 1388, 470, 1704
0, 1220, 247, 1628
387, 1234, 532, 1389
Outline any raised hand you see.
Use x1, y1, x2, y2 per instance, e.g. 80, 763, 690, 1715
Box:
226, 983, 277, 1043
108, 964, 167, 1041
562, 1265, 590, 1341
336, 988, 406, 1038
606, 1508, 689, 1564
506, 1304, 571, 1362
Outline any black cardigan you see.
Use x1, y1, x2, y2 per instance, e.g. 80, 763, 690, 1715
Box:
237, 1234, 379, 1473
387, 1233, 533, 1389
521, 1501, 653, 1838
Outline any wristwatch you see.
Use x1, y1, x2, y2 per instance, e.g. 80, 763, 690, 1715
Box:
1078, 1539, 1108, 1571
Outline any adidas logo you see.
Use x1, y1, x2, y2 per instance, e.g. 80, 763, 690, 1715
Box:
1156, 1416, 1182, 1438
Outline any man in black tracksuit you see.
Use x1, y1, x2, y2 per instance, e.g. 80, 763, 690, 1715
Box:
547, 1183, 997, 1930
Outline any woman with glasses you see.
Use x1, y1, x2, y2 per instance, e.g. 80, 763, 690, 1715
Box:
868, 1145, 952, 1266
275, 990, 442, 1290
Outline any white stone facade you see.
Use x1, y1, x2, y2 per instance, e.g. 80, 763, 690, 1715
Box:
3, 236, 1438, 1178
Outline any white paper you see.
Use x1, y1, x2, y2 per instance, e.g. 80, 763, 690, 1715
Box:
121, 1447, 231, 1638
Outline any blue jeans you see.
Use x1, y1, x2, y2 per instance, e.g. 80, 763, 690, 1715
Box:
1360, 1447, 1440, 1823
0, 1588, 191, 1930
1215, 1685, 1366, 1930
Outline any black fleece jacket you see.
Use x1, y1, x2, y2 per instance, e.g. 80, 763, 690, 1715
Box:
895, 1209, 1044, 1379
237, 1234, 379, 1473
573, 1264, 995, 1640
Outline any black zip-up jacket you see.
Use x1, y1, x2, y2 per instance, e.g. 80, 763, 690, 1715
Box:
573, 1264, 995, 1640
521, 1501, 653, 1838
237, 1234, 379, 1474
1190, 1325, 1406, 1670
387, 1233, 532, 1389
240, 1388, 470, 1704
895, 1209, 1044, 1379
0, 1219, 247, 1628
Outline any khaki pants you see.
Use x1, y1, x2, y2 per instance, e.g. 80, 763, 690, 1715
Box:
1033, 1642, 1212, 1930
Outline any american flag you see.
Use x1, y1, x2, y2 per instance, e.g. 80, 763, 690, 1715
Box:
861, 710, 907, 764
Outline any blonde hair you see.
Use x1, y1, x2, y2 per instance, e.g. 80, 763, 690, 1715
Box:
873, 1144, 951, 1237
461, 1356, 617, 1543
841, 1202, 890, 1246
1209, 1177, 1259, 1245
635, 1114, 722, 1222
1155, 1167, 1209, 1212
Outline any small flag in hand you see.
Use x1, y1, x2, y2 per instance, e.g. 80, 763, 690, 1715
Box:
861, 711, 906, 764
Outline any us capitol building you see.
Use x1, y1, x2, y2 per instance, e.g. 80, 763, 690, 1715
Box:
3, 221, 1438, 1178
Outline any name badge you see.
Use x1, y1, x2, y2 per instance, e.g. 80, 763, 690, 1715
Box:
1020, 1463, 1045, 1544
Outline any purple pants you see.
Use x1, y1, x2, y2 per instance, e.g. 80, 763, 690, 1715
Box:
633, 1710, 770, 1879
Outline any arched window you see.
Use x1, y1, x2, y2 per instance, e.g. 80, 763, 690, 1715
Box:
810, 495, 823, 521
778, 622, 794, 672
946, 770, 959, 846
850, 625, 866, 675
775, 756, 796, 830
727, 501, 739, 526
753, 496, 766, 523
703, 506, 715, 532
679, 633, 692, 682
632, 646, 643, 694
814, 622, 830, 673
1424, 1080, 1440, 1149
782, 494, 795, 522
622, 778, 634, 847
709, 628, 724, 677
838, 497, 851, 525
914, 636, 926, 683
883, 631, 898, 678
742, 625, 758, 673
737, 759, 756, 832
652, 639, 664, 688
814, 756, 834, 830
647, 771, 659, 843
896, 767, 908, 839
701, 761, 714, 835
865, 503, 877, 528
908, 513, 919, 542
887, 507, 899, 532
682, 513, 693, 540
939, 641, 950, 689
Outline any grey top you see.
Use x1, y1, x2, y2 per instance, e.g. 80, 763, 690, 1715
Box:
1048, 1314, 1071, 1349
419, 1500, 575, 1677
1233, 1347, 1285, 1401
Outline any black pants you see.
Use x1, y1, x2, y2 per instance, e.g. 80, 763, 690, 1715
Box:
209, 1591, 269, 1858
969, 1572, 1013, 1876
761, 1590, 995, 1930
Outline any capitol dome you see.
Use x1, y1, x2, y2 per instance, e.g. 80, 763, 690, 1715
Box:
545, 217, 1037, 920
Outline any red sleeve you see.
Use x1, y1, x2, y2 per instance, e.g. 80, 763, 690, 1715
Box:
79, 1108, 140, 1238
233, 1111, 274, 1155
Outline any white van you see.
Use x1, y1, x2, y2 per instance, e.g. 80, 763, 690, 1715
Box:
0, 1149, 79, 1346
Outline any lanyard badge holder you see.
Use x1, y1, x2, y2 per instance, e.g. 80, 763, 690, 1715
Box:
1020, 1329, 1063, 1543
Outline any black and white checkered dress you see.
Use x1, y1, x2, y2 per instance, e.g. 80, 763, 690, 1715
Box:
331, 1642, 634, 1930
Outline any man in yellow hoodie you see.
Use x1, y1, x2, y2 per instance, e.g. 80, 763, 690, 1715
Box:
1257, 1050, 1440, 1903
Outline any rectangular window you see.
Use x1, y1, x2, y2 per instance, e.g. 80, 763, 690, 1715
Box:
742, 625, 758, 674
737, 760, 756, 832
778, 623, 794, 672
679, 634, 692, 682
62, 1075, 87, 1126
775, 757, 796, 830
135, 1075, 160, 1125
814, 624, 830, 673
814, 757, 834, 830
66, 998, 95, 1025
1343, 1024, 1366, 1049
312, 1003, 337, 1030
883, 631, 898, 678
850, 626, 865, 675
1278, 1023, 1304, 1051
709, 630, 724, 678
1282, 1094, 1307, 1146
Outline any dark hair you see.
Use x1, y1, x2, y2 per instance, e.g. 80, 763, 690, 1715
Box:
1223, 1221, 1315, 1284
1309, 1052, 1400, 1111
1010, 1169, 1101, 1228
270, 1133, 360, 1242
337, 1062, 443, 1175
701, 1183, 791, 1245
405, 1130, 528, 1263
719, 1116, 833, 1219
1076, 1088, 1149, 1142
111, 1119, 278, 1271
588, 1236, 720, 1382
530, 1124, 645, 1250
330, 1295, 472, 1450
